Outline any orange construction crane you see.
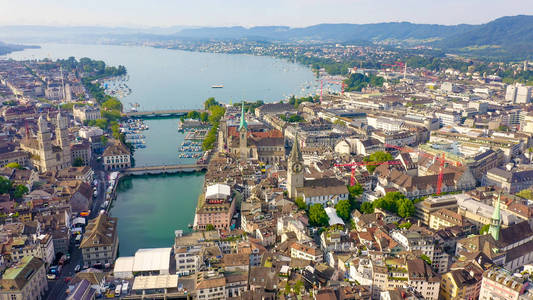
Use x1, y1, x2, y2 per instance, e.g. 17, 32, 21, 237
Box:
335, 160, 402, 186
384, 144, 460, 195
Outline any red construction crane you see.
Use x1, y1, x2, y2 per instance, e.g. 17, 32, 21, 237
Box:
335, 160, 402, 186
384, 144, 459, 195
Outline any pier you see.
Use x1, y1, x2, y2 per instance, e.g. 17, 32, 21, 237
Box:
121, 163, 208, 176
124, 109, 206, 118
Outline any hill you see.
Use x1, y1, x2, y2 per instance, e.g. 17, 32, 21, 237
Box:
174, 22, 475, 42
436, 15, 533, 59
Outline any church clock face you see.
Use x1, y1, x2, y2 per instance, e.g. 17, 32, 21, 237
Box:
292, 162, 303, 173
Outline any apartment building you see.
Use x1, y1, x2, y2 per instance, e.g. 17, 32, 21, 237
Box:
80, 214, 119, 267
0, 256, 48, 300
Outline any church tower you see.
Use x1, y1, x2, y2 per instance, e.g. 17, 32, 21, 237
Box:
36, 115, 55, 172
238, 102, 248, 160
287, 134, 304, 199
55, 111, 71, 168
489, 193, 502, 241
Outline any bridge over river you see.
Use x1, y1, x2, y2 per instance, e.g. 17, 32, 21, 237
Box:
123, 109, 206, 118
122, 163, 208, 176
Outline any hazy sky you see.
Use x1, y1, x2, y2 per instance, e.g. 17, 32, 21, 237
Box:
1, 0, 532, 27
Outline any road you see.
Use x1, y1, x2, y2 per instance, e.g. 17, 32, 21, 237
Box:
45, 159, 108, 300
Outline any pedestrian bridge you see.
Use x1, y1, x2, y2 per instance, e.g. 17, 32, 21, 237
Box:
122, 163, 208, 176
123, 109, 206, 118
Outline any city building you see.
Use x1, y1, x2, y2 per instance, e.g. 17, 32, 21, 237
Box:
102, 140, 131, 171
73, 106, 101, 123
479, 268, 533, 299
80, 214, 119, 267
0, 256, 48, 300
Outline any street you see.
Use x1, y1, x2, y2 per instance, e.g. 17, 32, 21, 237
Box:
44, 160, 108, 300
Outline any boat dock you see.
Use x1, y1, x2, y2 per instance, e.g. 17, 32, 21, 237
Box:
184, 129, 208, 140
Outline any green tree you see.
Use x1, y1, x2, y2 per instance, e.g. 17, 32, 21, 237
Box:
13, 185, 28, 199
420, 254, 432, 265
374, 191, 414, 217
398, 221, 412, 229
347, 184, 364, 209
200, 112, 209, 122
205, 224, 215, 231
0, 177, 12, 194
397, 198, 416, 218
5, 162, 22, 169
102, 98, 122, 111
293, 280, 304, 295
94, 119, 108, 129
517, 189, 533, 200
204, 97, 219, 110
308, 203, 329, 227
360, 202, 374, 214
479, 224, 490, 235
72, 157, 84, 167
186, 110, 200, 120
284, 282, 291, 295
100, 135, 108, 146
364, 151, 393, 173
295, 197, 307, 210
335, 199, 352, 221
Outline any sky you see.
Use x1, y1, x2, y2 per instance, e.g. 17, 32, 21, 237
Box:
1, 0, 532, 28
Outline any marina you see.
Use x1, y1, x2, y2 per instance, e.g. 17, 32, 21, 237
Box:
121, 119, 149, 149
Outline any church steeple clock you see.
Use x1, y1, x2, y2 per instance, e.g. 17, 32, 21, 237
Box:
238, 102, 248, 160
287, 134, 304, 199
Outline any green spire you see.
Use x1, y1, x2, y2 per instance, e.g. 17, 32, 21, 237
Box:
489, 193, 501, 241
289, 133, 303, 162
239, 101, 248, 131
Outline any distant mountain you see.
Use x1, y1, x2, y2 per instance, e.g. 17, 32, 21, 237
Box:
0, 15, 531, 59
436, 15, 533, 59
174, 23, 476, 42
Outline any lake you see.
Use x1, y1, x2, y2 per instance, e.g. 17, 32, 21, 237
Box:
3, 44, 316, 255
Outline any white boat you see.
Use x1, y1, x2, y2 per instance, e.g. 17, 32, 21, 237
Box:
211, 84, 224, 88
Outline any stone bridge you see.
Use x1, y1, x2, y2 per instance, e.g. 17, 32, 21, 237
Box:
122, 163, 208, 176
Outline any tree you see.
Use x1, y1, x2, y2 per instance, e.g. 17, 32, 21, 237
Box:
73, 157, 84, 167
308, 204, 329, 227
360, 202, 374, 214
517, 189, 533, 200
205, 224, 215, 231
364, 151, 393, 173
94, 118, 108, 129
0, 177, 12, 194
293, 280, 304, 295
420, 254, 432, 266
204, 97, 219, 110
6, 162, 22, 169
397, 198, 416, 218
373, 191, 415, 218
479, 224, 490, 235
102, 98, 122, 111
186, 111, 200, 120
200, 112, 209, 122
295, 197, 307, 210
13, 184, 28, 199
335, 199, 352, 221
348, 184, 364, 209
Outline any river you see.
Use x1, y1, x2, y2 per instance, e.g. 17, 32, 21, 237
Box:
3, 44, 316, 255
